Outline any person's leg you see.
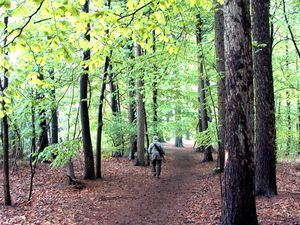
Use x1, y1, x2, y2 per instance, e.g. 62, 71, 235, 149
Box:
156, 160, 162, 177
152, 160, 157, 176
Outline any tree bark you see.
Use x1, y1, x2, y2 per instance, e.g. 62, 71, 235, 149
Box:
219, 0, 258, 224
214, 1, 226, 172
252, 0, 277, 196
135, 42, 145, 166
174, 136, 184, 148
80, 0, 95, 179
2, 16, 11, 206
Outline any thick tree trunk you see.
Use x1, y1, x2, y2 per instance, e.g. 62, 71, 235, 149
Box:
80, 0, 95, 180
214, 1, 226, 172
135, 43, 145, 166
219, 0, 258, 224
174, 136, 184, 148
79, 73, 95, 179
252, 0, 277, 196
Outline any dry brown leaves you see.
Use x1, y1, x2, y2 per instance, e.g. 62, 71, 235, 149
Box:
0, 142, 299, 224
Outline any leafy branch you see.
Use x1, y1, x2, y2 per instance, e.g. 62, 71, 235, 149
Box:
3, 0, 45, 48
116, 1, 154, 27
37, 139, 82, 169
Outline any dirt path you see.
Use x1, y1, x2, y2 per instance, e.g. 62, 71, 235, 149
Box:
90, 142, 221, 225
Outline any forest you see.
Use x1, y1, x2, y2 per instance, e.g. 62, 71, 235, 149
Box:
0, 0, 300, 224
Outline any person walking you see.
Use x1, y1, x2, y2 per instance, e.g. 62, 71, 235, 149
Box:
148, 136, 165, 178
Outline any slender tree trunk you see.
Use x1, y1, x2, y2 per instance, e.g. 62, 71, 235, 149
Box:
80, 0, 95, 179
196, 14, 213, 162
135, 42, 145, 166
95, 0, 112, 178
173, 108, 184, 148
126, 43, 137, 160
152, 30, 159, 136
282, 0, 300, 59
128, 75, 137, 160
286, 91, 291, 155
1, 16, 11, 206
214, 1, 226, 172
96, 55, 110, 178
285, 43, 291, 156
50, 70, 58, 146
109, 70, 119, 115
219, 0, 258, 224
252, 0, 277, 196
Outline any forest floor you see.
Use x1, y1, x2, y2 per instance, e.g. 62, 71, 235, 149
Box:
0, 142, 300, 225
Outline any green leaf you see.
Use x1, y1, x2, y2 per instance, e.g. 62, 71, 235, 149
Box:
0, 110, 5, 118
0, 0, 11, 9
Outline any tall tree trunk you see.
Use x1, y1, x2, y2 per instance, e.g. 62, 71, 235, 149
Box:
95, 0, 112, 178
2, 16, 11, 206
80, 0, 95, 179
286, 91, 291, 155
219, 0, 258, 224
252, 0, 277, 196
95, 55, 110, 178
135, 42, 145, 166
128, 75, 137, 160
214, 1, 226, 173
126, 43, 137, 160
152, 30, 159, 136
285, 43, 291, 156
196, 14, 213, 162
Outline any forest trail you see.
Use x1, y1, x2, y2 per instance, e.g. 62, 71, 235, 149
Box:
92, 142, 221, 225
1, 142, 300, 224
